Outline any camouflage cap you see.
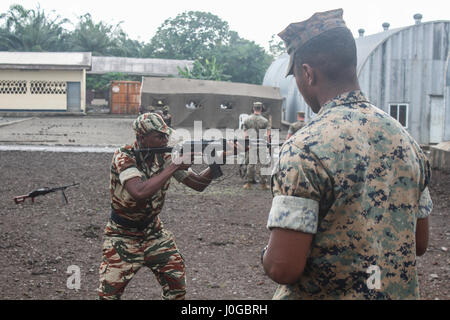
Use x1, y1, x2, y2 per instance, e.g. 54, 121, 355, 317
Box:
132, 112, 173, 137
297, 111, 305, 118
278, 8, 347, 76
253, 102, 263, 107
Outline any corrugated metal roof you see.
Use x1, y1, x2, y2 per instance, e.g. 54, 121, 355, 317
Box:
89, 56, 194, 76
355, 27, 405, 74
0, 52, 92, 70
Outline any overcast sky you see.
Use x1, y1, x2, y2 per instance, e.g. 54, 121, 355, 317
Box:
1, 0, 449, 50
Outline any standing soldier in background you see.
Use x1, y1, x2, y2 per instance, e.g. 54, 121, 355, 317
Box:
262, 8, 432, 299
162, 104, 172, 127
242, 102, 271, 190
139, 101, 171, 127
286, 111, 306, 140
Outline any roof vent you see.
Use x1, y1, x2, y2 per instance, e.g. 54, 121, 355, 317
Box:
358, 29, 365, 38
414, 13, 423, 24
382, 22, 390, 31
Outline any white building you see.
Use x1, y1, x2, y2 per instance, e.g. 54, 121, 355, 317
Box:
0, 52, 91, 112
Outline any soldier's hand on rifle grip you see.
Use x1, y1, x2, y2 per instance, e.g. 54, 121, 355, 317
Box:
222, 140, 239, 158
172, 151, 196, 171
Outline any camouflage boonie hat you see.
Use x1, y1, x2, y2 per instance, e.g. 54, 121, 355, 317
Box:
278, 8, 347, 76
133, 112, 173, 136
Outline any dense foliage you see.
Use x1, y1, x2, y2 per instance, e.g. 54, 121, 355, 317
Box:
0, 5, 282, 86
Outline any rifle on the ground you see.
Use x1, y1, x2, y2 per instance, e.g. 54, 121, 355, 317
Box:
14, 183, 80, 204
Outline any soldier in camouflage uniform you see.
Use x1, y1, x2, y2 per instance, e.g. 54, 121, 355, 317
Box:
261, 9, 432, 299
98, 113, 218, 300
242, 102, 271, 190
286, 111, 306, 140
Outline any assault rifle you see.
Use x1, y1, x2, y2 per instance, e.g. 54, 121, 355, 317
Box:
14, 183, 80, 204
135, 138, 283, 157
135, 138, 283, 179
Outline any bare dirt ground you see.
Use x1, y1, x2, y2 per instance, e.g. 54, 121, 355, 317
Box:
0, 116, 448, 300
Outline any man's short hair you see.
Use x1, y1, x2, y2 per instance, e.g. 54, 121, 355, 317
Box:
294, 27, 357, 82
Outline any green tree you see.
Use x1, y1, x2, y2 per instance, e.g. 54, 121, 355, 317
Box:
178, 56, 231, 81
268, 34, 286, 59
150, 12, 272, 84
213, 32, 273, 84
147, 11, 231, 60
67, 13, 123, 56
109, 33, 144, 58
86, 72, 140, 91
0, 4, 70, 51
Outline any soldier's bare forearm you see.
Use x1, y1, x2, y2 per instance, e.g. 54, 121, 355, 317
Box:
182, 167, 212, 192
125, 165, 179, 201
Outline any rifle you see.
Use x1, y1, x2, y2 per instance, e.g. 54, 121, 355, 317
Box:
14, 183, 80, 204
135, 139, 284, 179
135, 138, 283, 157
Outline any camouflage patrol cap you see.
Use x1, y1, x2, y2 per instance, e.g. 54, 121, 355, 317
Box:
278, 8, 348, 76
297, 111, 305, 118
133, 112, 173, 137
253, 102, 263, 108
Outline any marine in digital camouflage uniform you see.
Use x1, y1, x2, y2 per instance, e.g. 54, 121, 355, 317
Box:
242, 102, 271, 190
286, 112, 306, 140
98, 113, 217, 300
261, 9, 432, 300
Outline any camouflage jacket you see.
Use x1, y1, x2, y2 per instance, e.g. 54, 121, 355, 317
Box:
110, 141, 188, 223
243, 114, 270, 139
268, 90, 432, 300
288, 120, 306, 136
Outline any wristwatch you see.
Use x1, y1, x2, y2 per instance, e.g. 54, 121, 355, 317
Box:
261, 245, 268, 264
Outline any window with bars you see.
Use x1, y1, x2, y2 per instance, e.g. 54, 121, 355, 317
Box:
389, 103, 409, 128
0, 80, 27, 94
30, 81, 66, 95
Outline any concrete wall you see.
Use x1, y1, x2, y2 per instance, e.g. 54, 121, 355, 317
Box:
141, 77, 283, 129
0, 69, 86, 111
430, 141, 450, 170
89, 56, 194, 76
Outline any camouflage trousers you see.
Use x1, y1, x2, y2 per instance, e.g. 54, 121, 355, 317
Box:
245, 149, 270, 184
98, 218, 186, 300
